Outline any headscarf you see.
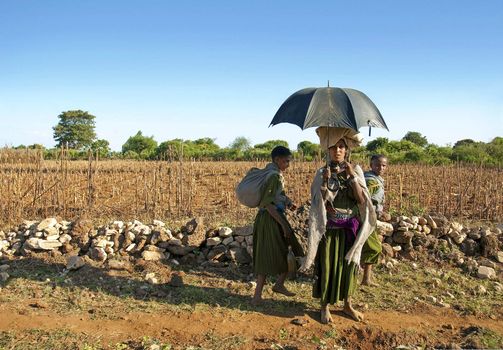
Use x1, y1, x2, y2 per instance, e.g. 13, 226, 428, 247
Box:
316, 127, 363, 151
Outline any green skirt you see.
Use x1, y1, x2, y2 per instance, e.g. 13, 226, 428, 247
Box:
361, 230, 382, 265
313, 228, 358, 304
252, 210, 288, 275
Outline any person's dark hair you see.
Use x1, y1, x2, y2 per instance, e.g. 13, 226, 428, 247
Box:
370, 154, 387, 164
271, 146, 292, 159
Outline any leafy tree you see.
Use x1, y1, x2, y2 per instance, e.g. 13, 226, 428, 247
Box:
53, 110, 96, 149
91, 139, 111, 158
453, 139, 475, 148
229, 137, 252, 152
254, 140, 289, 150
122, 131, 158, 159
366, 137, 389, 152
297, 141, 320, 160
402, 131, 428, 147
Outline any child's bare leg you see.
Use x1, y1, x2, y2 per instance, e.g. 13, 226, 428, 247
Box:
362, 264, 377, 286
272, 272, 295, 297
320, 303, 333, 324
343, 297, 364, 321
252, 274, 266, 305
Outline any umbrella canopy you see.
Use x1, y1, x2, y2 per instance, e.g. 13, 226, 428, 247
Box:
270, 87, 388, 132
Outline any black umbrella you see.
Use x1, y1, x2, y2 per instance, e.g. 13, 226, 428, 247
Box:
270, 86, 388, 135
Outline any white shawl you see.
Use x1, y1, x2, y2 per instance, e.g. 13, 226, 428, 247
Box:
299, 164, 376, 271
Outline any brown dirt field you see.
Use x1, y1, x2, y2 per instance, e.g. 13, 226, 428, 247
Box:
1, 253, 502, 349
1, 303, 502, 349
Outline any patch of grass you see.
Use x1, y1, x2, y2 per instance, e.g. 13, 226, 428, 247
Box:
0, 329, 101, 350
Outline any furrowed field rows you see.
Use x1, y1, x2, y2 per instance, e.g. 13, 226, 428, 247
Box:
1, 156, 502, 227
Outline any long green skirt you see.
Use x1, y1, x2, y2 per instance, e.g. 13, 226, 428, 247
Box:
252, 210, 288, 275
361, 230, 382, 265
313, 228, 358, 304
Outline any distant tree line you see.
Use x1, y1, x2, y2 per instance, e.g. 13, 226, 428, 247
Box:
8, 110, 503, 166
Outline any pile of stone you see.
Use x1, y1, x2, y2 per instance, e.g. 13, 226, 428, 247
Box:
0, 217, 253, 267
378, 214, 503, 280
0, 206, 501, 281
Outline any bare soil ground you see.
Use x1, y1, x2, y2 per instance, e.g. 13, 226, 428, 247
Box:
1, 253, 502, 350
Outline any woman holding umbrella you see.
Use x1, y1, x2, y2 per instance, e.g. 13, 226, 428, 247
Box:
300, 128, 376, 323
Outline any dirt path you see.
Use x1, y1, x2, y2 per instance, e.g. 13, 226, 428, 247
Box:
1, 303, 502, 349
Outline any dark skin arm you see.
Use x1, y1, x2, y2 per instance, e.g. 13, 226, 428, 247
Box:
265, 203, 293, 238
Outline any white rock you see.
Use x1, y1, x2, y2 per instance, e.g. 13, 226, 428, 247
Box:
170, 259, 179, 266
33, 231, 44, 238
145, 272, 158, 284
425, 215, 437, 229
450, 221, 463, 233
126, 232, 135, 242
141, 250, 166, 261
153, 219, 165, 227
112, 221, 124, 230
36, 218, 57, 231
411, 216, 419, 224
392, 245, 402, 252
426, 295, 437, 303
494, 282, 503, 292
176, 232, 184, 240
477, 266, 496, 280
207, 237, 221, 246
452, 232, 467, 244
24, 237, 62, 250
377, 221, 394, 236
66, 256, 86, 270
58, 234, 72, 244
218, 227, 233, 238
496, 251, 503, 263
125, 243, 136, 252
222, 236, 234, 245
0, 240, 9, 251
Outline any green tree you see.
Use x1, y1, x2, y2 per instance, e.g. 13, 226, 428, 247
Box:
53, 110, 97, 149
366, 137, 389, 152
254, 140, 289, 150
402, 131, 428, 147
297, 141, 320, 160
122, 131, 158, 159
91, 139, 111, 158
453, 139, 475, 148
229, 136, 252, 152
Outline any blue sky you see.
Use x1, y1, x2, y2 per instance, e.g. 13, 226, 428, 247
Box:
1, 0, 502, 151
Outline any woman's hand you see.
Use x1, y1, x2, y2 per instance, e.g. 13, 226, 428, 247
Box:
342, 161, 356, 178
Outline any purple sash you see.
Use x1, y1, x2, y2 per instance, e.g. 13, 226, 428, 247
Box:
327, 217, 360, 252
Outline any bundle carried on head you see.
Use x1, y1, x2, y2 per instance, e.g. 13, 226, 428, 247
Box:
316, 127, 363, 151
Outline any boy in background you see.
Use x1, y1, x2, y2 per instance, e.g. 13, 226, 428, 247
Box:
361, 154, 388, 286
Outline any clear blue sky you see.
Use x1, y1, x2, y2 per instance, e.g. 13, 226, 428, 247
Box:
1, 0, 502, 151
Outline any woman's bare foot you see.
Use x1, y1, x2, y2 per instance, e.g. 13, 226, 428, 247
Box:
361, 276, 378, 287
272, 285, 296, 297
320, 304, 333, 324
343, 304, 364, 322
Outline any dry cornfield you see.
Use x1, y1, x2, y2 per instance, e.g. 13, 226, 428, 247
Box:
1, 149, 502, 228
